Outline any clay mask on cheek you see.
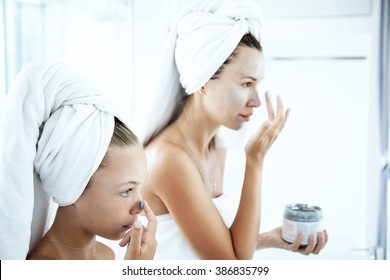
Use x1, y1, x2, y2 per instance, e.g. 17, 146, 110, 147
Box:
219, 88, 247, 115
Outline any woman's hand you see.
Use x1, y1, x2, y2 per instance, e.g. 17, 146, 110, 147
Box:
245, 92, 290, 162
258, 226, 328, 255
120, 201, 158, 260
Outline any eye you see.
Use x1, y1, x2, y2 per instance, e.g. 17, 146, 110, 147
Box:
242, 82, 252, 88
120, 188, 133, 197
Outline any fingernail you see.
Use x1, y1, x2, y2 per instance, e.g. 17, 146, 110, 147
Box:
134, 220, 142, 229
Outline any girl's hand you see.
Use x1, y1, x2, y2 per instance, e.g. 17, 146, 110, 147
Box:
245, 91, 290, 162
120, 201, 158, 260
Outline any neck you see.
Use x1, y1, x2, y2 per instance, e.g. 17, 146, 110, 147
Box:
44, 206, 97, 256
42, 235, 96, 250
177, 96, 219, 156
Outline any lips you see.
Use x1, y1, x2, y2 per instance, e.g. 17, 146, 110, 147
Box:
122, 220, 137, 229
122, 224, 134, 229
123, 215, 138, 229
239, 113, 252, 121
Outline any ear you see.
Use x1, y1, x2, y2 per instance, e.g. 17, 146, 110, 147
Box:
198, 85, 206, 95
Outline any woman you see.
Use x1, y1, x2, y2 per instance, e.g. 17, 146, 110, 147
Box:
0, 60, 156, 259
137, 0, 327, 259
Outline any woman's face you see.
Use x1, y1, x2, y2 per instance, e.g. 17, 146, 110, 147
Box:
202, 46, 265, 130
75, 145, 147, 240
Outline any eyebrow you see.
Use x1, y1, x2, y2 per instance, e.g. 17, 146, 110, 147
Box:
242, 76, 258, 81
117, 172, 148, 187
118, 181, 140, 187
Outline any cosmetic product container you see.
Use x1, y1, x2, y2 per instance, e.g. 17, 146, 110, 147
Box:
282, 203, 324, 246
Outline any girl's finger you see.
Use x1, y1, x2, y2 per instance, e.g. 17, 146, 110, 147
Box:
144, 201, 157, 237
126, 221, 143, 257
119, 230, 132, 247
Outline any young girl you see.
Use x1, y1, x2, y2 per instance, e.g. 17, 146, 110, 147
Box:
136, 0, 327, 259
0, 60, 156, 260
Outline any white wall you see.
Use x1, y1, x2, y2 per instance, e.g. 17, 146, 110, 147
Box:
44, 0, 134, 122
2, 0, 134, 122
238, 0, 382, 260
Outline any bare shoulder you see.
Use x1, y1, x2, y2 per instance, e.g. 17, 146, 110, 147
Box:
144, 137, 203, 192
142, 140, 198, 214
145, 134, 226, 189
26, 242, 59, 260
27, 252, 57, 260
146, 140, 194, 171
96, 241, 115, 260
146, 135, 203, 191
145, 123, 197, 174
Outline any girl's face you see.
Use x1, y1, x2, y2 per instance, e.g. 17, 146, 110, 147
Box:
74, 145, 147, 240
202, 46, 265, 130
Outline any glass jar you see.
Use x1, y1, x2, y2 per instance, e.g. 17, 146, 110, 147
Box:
282, 203, 324, 246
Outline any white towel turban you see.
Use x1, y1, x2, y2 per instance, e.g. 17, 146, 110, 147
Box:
135, 0, 263, 144
0, 60, 117, 259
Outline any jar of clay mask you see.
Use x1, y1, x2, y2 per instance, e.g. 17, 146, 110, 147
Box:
282, 203, 323, 246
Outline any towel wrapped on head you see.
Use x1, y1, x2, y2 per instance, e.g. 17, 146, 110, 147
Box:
135, 0, 263, 144
0, 60, 118, 259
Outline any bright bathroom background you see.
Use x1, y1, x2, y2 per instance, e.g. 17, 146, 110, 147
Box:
0, 0, 388, 260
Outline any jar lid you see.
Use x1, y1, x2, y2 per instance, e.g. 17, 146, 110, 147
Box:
284, 203, 323, 222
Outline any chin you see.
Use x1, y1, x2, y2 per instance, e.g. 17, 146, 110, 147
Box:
98, 230, 124, 241
224, 123, 243, 131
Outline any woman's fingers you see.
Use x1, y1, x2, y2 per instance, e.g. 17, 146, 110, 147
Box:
264, 93, 289, 136
289, 232, 304, 251
276, 95, 284, 118
301, 234, 316, 255
324, 229, 329, 244
251, 120, 271, 143
312, 230, 328, 254
266, 92, 285, 119
276, 95, 290, 131
312, 232, 325, 254
245, 92, 290, 160
266, 91, 275, 120
280, 108, 291, 130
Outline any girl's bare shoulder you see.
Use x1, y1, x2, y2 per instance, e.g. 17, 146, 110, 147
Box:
26, 241, 61, 260
96, 241, 115, 260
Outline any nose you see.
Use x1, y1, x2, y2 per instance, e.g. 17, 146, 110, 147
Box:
130, 192, 144, 215
247, 89, 261, 108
